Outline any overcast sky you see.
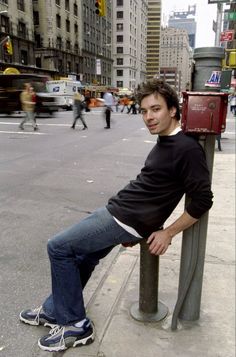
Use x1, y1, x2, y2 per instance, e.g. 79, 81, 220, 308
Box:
161, 0, 219, 48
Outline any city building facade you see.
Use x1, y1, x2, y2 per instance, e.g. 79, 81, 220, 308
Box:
0, 0, 150, 89
112, 0, 148, 91
81, 0, 113, 86
0, 0, 36, 73
0, 0, 113, 83
146, 0, 161, 80
160, 26, 192, 93
168, 5, 197, 49
33, 0, 83, 79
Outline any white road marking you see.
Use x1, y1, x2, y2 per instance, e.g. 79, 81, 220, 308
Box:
0, 130, 47, 135
0, 121, 70, 127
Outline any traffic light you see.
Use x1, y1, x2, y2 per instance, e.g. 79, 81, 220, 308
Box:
4, 36, 13, 55
95, 0, 106, 17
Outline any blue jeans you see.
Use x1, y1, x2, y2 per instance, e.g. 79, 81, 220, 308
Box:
42, 207, 142, 325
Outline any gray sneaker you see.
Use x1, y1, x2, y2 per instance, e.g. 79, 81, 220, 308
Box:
38, 318, 95, 352
19, 306, 57, 328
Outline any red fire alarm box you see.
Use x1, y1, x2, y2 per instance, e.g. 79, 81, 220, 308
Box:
181, 92, 228, 134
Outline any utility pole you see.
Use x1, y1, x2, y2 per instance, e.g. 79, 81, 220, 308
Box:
214, 2, 223, 46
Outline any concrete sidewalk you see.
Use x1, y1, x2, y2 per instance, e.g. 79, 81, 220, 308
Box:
55, 119, 235, 357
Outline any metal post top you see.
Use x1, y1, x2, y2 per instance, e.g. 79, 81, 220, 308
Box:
193, 47, 225, 60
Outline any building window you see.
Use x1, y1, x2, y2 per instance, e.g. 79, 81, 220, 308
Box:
117, 47, 123, 54
55, 0, 60, 5
1, 15, 10, 33
66, 40, 70, 51
66, 19, 70, 32
20, 50, 28, 65
33, 11, 39, 25
117, 58, 123, 65
65, 0, 69, 11
35, 34, 42, 48
117, 11, 123, 19
117, 70, 123, 76
74, 3, 78, 16
117, 0, 123, 5
18, 21, 27, 38
74, 23, 78, 34
56, 36, 62, 49
117, 35, 123, 43
74, 43, 79, 54
117, 81, 123, 88
116, 23, 123, 31
35, 57, 42, 68
67, 61, 71, 72
56, 14, 61, 28
17, 0, 25, 11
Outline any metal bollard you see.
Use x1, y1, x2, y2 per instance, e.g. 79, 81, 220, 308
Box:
130, 239, 168, 322
172, 135, 215, 328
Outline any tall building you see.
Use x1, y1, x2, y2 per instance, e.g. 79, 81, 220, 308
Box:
112, 0, 148, 91
0, 1, 36, 73
168, 5, 197, 49
146, 0, 161, 79
81, 0, 113, 85
160, 27, 192, 92
0, 0, 113, 83
33, 0, 83, 78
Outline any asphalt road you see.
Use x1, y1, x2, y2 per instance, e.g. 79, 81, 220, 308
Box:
0, 108, 235, 356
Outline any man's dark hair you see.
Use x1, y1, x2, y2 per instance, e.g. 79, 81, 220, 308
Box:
137, 79, 181, 121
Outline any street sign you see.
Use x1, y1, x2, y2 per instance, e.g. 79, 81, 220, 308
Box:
96, 58, 101, 75
224, 11, 236, 21
205, 71, 221, 88
220, 30, 235, 42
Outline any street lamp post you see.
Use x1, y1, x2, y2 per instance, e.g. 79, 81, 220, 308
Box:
214, 3, 223, 46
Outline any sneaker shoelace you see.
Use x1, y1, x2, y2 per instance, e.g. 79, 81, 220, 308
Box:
49, 325, 65, 348
32, 306, 43, 325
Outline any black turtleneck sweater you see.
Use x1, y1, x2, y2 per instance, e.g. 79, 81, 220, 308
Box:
106, 131, 213, 238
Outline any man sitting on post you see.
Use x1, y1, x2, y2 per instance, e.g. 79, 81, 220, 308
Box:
19, 79, 213, 352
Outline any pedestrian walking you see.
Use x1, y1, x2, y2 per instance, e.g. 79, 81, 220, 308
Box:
127, 96, 137, 114
103, 89, 114, 129
113, 94, 120, 112
229, 92, 236, 116
30, 86, 38, 129
84, 92, 91, 112
71, 91, 88, 130
19, 79, 213, 353
120, 95, 130, 113
19, 83, 38, 131
216, 134, 222, 151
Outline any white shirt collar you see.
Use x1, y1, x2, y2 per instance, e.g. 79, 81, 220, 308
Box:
168, 126, 182, 136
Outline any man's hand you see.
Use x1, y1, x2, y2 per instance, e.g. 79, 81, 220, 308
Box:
146, 211, 199, 256
147, 230, 172, 255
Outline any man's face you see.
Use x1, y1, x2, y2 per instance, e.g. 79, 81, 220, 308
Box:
140, 93, 177, 136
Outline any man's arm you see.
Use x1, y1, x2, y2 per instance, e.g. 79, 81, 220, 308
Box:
147, 211, 198, 255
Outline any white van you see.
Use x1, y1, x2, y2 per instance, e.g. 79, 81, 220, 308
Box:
46, 80, 83, 110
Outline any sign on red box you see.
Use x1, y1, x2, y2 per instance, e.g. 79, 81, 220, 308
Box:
220, 30, 234, 42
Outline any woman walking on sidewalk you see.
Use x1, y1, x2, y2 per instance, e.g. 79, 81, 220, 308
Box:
71, 91, 88, 130
19, 83, 38, 131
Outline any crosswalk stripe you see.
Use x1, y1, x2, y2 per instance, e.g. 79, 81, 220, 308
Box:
0, 130, 47, 135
